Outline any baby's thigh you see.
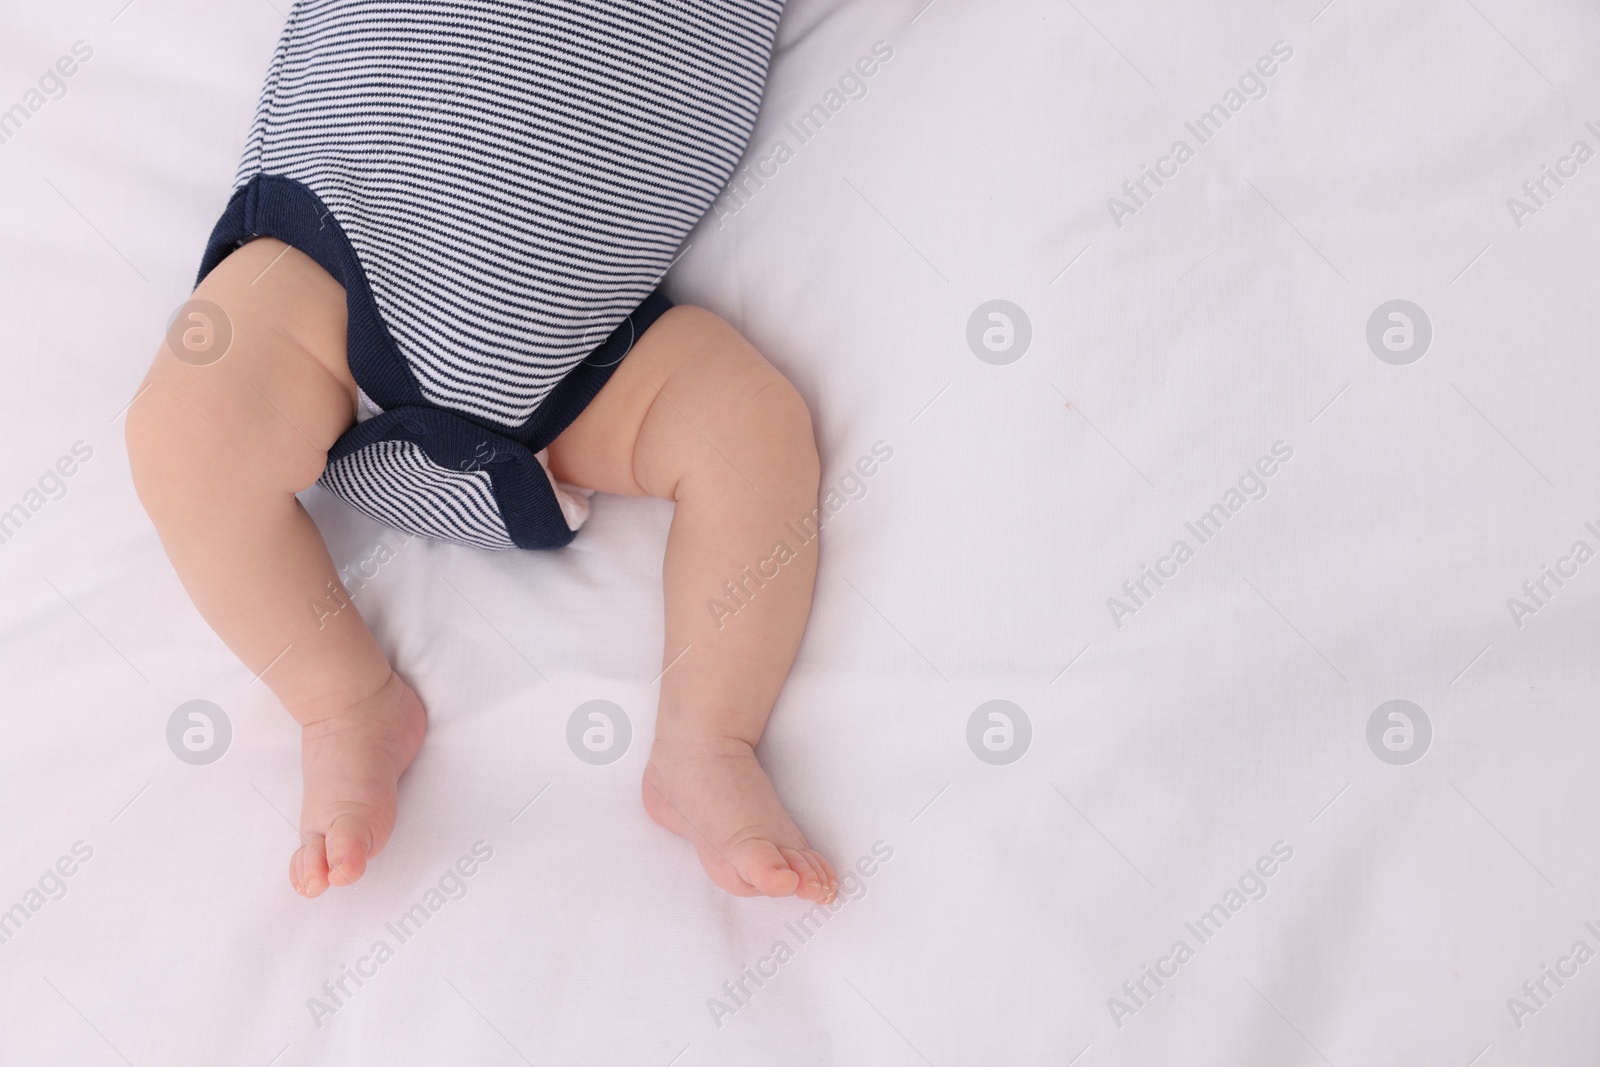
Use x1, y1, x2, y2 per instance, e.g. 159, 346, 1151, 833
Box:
127, 238, 356, 496
545, 304, 813, 500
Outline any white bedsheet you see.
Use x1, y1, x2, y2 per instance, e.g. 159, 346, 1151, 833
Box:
3, 0, 1599, 1063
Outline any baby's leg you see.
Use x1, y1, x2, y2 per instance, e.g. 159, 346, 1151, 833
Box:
125, 238, 424, 897
547, 306, 838, 902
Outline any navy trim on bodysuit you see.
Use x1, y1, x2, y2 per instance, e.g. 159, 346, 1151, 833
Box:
196, 174, 672, 549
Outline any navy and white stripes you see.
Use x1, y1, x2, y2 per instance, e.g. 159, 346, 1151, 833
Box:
321, 440, 517, 549
204, 0, 783, 547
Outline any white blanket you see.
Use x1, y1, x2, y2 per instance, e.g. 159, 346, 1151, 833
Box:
2, 0, 1598, 1063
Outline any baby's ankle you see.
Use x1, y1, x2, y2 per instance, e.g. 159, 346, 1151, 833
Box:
285, 667, 402, 731
649, 725, 757, 760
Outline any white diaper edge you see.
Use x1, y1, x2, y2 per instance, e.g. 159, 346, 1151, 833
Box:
534, 447, 594, 531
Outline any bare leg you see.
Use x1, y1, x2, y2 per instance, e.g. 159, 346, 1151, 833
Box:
548, 305, 838, 902
129, 254, 831, 902
125, 238, 424, 897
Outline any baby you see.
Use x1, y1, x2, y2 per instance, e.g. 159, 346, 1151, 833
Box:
125, 0, 838, 903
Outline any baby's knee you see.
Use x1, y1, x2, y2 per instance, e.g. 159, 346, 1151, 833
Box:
125, 353, 324, 516
687, 317, 814, 446
679, 345, 819, 497
125, 372, 232, 521
738, 369, 820, 488
632, 307, 820, 498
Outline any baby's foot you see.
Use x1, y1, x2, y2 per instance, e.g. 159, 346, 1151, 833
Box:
642, 731, 838, 902
288, 672, 427, 897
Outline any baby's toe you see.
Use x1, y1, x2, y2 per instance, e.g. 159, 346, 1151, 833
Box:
734, 839, 801, 898
324, 814, 374, 887
292, 836, 331, 898
780, 847, 829, 902
808, 849, 840, 898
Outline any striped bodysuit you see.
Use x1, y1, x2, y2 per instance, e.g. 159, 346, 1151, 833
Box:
197, 0, 784, 548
